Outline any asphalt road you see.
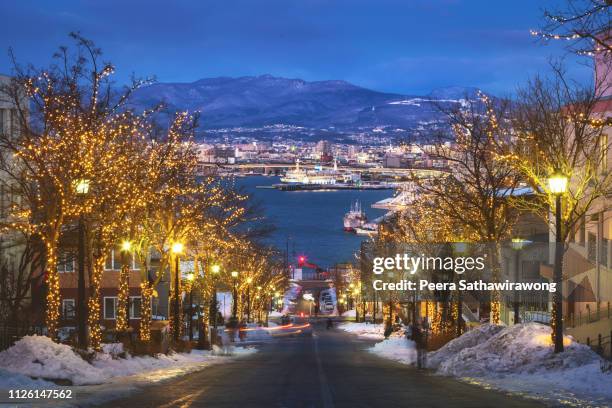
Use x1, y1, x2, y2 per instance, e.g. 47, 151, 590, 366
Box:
96, 321, 545, 408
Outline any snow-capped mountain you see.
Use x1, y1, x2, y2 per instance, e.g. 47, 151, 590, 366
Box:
128, 75, 483, 138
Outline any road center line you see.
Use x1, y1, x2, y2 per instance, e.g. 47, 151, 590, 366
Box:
313, 332, 335, 408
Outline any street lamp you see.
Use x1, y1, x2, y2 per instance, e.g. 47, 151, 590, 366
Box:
75, 178, 89, 350
548, 169, 568, 353
511, 238, 531, 325
171, 242, 184, 342
204, 263, 221, 348
186, 272, 195, 341
120, 240, 133, 331
231, 271, 239, 322
246, 277, 253, 323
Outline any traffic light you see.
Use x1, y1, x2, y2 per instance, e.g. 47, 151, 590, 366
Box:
298, 255, 306, 266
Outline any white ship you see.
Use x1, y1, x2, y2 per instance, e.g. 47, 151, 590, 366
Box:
281, 159, 360, 185
343, 200, 367, 232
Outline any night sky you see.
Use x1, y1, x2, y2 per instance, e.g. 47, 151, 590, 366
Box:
0, 0, 592, 96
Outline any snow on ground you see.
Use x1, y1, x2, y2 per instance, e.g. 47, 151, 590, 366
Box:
0, 368, 57, 389
341, 309, 356, 318
427, 324, 504, 370
0, 335, 257, 388
0, 335, 106, 385
369, 337, 417, 365
368, 322, 612, 406
338, 322, 385, 339
268, 311, 283, 317
433, 323, 612, 405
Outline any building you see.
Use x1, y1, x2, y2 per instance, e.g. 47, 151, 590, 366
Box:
0, 75, 43, 328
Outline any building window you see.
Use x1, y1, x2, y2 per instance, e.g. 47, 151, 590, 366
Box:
105, 249, 140, 271
601, 238, 609, 267
104, 297, 117, 319
152, 297, 161, 318
130, 297, 142, 319
588, 232, 597, 262
62, 299, 75, 319
57, 252, 75, 273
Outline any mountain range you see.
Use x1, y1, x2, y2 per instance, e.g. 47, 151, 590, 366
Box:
128, 75, 482, 140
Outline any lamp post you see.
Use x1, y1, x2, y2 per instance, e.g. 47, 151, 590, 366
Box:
246, 277, 253, 323
548, 170, 568, 353
75, 179, 89, 350
171, 242, 184, 342
231, 271, 239, 322
120, 240, 132, 331
511, 238, 530, 325
186, 272, 195, 341
210, 264, 220, 331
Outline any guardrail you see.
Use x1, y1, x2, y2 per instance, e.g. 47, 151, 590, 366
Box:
568, 302, 611, 328
586, 331, 612, 361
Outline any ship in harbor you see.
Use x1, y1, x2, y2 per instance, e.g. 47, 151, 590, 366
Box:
343, 200, 368, 232
280, 159, 360, 185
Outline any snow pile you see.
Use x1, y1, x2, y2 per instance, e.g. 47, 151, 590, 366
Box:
436, 323, 597, 376
428, 324, 504, 370
0, 335, 106, 385
0, 335, 257, 387
369, 337, 417, 365
268, 311, 283, 317
431, 322, 612, 405
341, 309, 356, 317
338, 322, 385, 339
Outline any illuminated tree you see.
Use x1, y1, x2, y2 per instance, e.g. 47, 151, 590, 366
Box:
496, 67, 612, 343
405, 95, 521, 324
533, 0, 611, 56
0, 33, 152, 340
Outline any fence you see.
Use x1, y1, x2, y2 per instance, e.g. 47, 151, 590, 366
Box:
568, 302, 611, 328
586, 331, 612, 361
0, 325, 43, 351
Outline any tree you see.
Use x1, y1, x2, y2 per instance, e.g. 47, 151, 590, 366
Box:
533, 0, 611, 56
406, 95, 521, 324
0, 33, 152, 340
496, 67, 612, 346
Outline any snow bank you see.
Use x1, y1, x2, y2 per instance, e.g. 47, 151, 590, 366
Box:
432, 323, 612, 405
338, 322, 385, 339
428, 324, 504, 370
367, 322, 612, 405
0, 335, 106, 385
0, 335, 257, 387
341, 309, 356, 317
436, 323, 596, 376
268, 311, 283, 317
369, 337, 417, 365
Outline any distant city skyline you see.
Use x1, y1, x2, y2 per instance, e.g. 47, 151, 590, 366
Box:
0, 0, 593, 96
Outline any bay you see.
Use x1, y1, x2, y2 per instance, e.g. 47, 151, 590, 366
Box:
236, 175, 390, 268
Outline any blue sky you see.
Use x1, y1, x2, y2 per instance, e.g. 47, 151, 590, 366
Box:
0, 0, 593, 96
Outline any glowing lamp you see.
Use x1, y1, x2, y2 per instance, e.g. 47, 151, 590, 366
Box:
75, 179, 90, 195
211, 264, 221, 274
121, 240, 132, 252
186, 273, 195, 282
171, 242, 184, 254
548, 171, 568, 195
231, 271, 239, 278
246, 277, 253, 284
